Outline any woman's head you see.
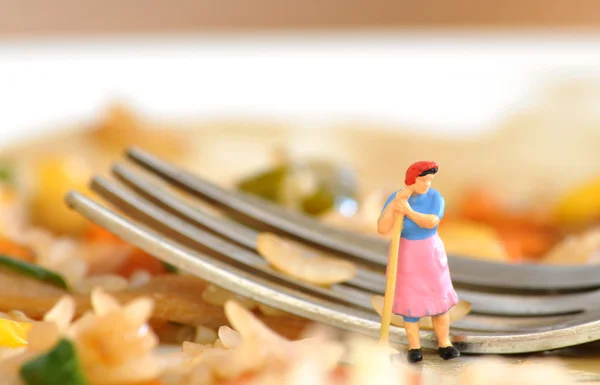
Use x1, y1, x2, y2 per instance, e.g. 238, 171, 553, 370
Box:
405, 161, 438, 194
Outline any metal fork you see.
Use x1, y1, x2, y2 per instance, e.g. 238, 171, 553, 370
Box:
64, 147, 600, 354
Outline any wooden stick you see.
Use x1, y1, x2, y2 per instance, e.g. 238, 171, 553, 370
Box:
379, 213, 404, 345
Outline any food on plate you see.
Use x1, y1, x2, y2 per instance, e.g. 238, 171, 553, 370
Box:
237, 160, 358, 216
255, 232, 357, 286
0, 100, 594, 383
0, 292, 578, 385
554, 177, 600, 227
89, 104, 187, 162
238, 159, 597, 264
201, 284, 258, 310
0, 255, 69, 289
0, 319, 32, 348
0, 235, 35, 263
28, 155, 94, 236
437, 220, 511, 262
542, 227, 600, 265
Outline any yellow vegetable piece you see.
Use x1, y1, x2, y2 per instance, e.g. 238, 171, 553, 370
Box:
0, 318, 32, 348
439, 221, 510, 262
0, 187, 17, 204
29, 155, 93, 235
554, 177, 600, 226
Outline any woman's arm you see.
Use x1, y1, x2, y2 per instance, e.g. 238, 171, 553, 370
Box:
405, 210, 440, 229
405, 193, 444, 229
377, 206, 397, 235
379, 205, 439, 232
377, 189, 412, 235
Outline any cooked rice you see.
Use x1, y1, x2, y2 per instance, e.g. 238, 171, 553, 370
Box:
194, 325, 218, 345
128, 269, 152, 288
201, 283, 258, 310
216, 325, 242, 349
257, 303, 287, 317
17, 228, 88, 286
543, 227, 600, 264
72, 274, 129, 294
0, 311, 35, 323
0, 201, 584, 385
0, 281, 581, 385
0, 118, 589, 385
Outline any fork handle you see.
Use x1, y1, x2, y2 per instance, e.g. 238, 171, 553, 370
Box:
379, 213, 404, 345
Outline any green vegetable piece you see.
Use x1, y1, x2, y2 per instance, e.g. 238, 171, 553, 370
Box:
301, 184, 335, 216
19, 338, 89, 385
236, 161, 358, 217
0, 162, 15, 185
163, 261, 179, 273
0, 254, 68, 289
236, 165, 288, 202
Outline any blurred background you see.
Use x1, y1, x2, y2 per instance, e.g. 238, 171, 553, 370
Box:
1, 0, 600, 267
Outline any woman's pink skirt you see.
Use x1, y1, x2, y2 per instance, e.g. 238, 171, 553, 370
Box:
386, 234, 459, 318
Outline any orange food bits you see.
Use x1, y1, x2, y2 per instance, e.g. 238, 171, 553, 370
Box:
130, 380, 166, 385
219, 372, 257, 385
0, 235, 35, 262
497, 228, 557, 261
459, 188, 502, 222
455, 186, 561, 262
84, 224, 125, 244
83, 224, 166, 277
520, 232, 556, 258
438, 220, 510, 262
330, 365, 351, 382
114, 248, 167, 278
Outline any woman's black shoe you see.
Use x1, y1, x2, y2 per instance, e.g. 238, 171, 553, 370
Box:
438, 345, 460, 360
407, 348, 423, 363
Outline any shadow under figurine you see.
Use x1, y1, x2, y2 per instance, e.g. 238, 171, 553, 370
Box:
377, 161, 460, 363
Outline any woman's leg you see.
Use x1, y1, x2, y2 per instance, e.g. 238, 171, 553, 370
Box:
431, 312, 451, 347
403, 318, 423, 363
404, 320, 421, 349
432, 312, 460, 360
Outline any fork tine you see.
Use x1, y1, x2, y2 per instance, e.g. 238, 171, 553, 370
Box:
126, 148, 387, 267
112, 163, 384, 294
64, 189, 600, 354
90, 175, 376, 312
64, 191, 398, 334
111, 162, 600, 317
451, 312, 594, 333
125, 146, 600, 291
456, 288, 600, 316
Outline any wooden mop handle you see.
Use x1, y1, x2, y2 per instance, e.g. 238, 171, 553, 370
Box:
379, 213, 404, 345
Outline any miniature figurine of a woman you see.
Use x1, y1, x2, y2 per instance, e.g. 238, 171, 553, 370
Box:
377, 161, 460, 363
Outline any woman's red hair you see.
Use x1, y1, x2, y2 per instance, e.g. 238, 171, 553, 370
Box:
405, 161, 439, 186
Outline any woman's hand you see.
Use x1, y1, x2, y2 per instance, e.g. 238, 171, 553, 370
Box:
377, 189, 413, 235
393, 196, 413, 216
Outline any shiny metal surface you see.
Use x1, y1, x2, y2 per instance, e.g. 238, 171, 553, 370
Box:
125, 146, 600, 291
456, 288, 600, 316
90, 175, 375, 311
64, 185, 600, 354
111, 160, 600, 316
90, 174, 597, 326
